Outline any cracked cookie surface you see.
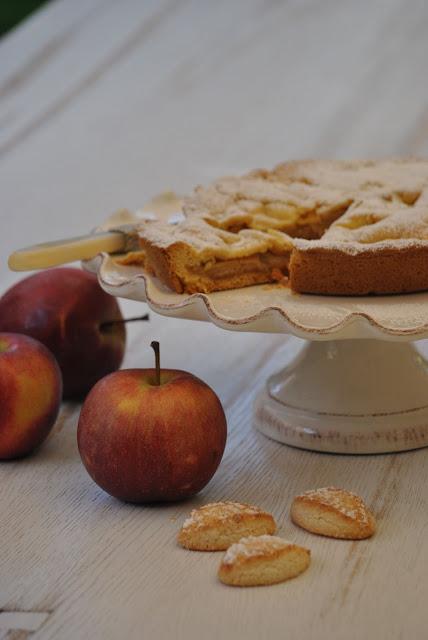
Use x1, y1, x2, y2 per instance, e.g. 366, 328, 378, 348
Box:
291, 487, 376, 540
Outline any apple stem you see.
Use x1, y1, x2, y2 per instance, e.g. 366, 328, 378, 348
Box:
151, 341, 161, 386
100, 313, 149, 330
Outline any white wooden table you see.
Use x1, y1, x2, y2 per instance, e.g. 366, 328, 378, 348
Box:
1, 1, 428, 638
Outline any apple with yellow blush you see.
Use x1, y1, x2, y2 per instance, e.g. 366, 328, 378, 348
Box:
0, 333, 62, 459
77, 342, 227, 502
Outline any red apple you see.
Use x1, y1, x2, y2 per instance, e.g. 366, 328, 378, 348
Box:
77, 343, 227, 502
0, 333, 62, 459
0, 268, 126, 399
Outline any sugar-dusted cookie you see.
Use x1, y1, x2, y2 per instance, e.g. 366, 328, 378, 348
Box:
178, 501, 276, 551
218, 535, 311, 586
291, 487, 376, 540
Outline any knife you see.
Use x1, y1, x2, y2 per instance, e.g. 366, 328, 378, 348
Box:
8, 226, 138, 271
8, 192, 183, 272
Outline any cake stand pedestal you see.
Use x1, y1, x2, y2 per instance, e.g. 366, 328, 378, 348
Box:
253, 338, 428, 453
86, 201, 428, 455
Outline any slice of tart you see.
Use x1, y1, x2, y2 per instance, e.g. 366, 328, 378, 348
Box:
290, 196, 428, 295
139, 219, 293, 294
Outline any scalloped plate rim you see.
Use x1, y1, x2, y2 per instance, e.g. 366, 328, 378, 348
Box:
87, 251, 428, 340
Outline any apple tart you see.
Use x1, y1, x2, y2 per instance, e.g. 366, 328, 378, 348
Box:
128, 158, 428, 295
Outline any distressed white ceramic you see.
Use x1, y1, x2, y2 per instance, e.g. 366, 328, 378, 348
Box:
254, 338, 428, 453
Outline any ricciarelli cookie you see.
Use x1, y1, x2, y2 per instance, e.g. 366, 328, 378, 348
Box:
291, 487, 376, 540
177, 501, 276, 551
218, 535, 311, 587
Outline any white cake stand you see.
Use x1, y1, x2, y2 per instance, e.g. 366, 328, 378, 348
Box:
85, 202, 428, 455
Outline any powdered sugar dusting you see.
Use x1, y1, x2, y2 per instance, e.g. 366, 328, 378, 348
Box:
298, 487, 370, 523
223, 535, 295, 565
140, 158, 428, 260
182, 502, 268, 530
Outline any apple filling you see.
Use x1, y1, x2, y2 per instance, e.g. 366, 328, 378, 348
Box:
196, 252, 290, 279
179, 251, 290, 292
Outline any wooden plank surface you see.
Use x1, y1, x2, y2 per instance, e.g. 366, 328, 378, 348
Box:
1, 1, 428, 638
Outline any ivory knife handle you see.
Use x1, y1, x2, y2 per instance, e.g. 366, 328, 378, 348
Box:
8, 230, 127, 271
